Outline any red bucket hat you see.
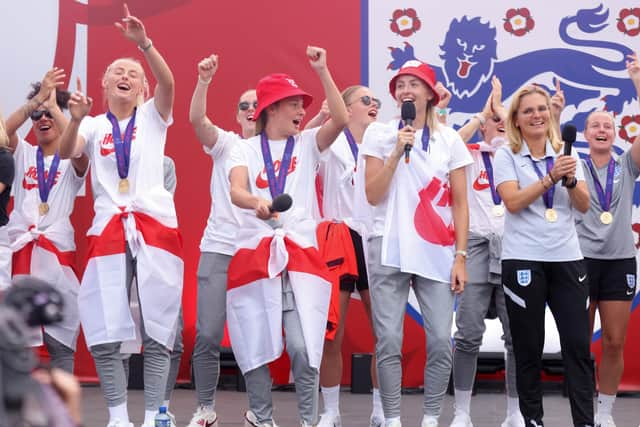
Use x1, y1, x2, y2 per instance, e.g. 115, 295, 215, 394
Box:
254, 73, 313, 119
389, 60, 440, 105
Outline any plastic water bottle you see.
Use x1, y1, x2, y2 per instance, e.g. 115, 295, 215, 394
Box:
154, 406, 171, 427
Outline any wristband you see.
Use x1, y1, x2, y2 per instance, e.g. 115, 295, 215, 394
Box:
198, 76, 212, 85
565, 177, 578, 189
437, 108, 448, 116
138, 38, 153, 52
455, 249, 467, 258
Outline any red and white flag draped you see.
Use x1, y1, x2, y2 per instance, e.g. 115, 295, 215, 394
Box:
79, 208, 183, 349
9, 213, 80, 349
227, 215, 332, 374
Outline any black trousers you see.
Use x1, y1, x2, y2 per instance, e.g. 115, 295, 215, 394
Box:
502, 259, 594, 427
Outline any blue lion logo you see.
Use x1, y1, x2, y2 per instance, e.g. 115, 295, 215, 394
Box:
388, 4, 635, 132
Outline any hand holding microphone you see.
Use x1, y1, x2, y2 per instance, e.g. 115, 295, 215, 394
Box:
401, 101, 416, 163
560, 124, 577, 187
269, 193, 293, 213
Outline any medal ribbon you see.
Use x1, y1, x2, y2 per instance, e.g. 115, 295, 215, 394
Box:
36, 147, 60, 204
398, 120, 430, 152
529, 156, 555, 209
343, 128, 359, 163
481, 152, 502, 205
585, 156, 614, 212
106, 108, 137, 180
259, 131, 295, 199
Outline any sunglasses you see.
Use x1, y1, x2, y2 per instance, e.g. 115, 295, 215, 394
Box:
30, 110, 53, 121
238, 101, 258, 111
349, 95, 381, 109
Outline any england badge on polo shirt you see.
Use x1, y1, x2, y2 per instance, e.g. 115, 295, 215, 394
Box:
517, 269, 531, 287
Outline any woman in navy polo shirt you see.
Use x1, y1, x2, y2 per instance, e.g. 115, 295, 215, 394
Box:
494, 84, 594, 427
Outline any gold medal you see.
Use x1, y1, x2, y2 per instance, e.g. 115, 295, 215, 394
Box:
600, 211, 613, 225
118, 178, 130, 194
492, 205, 505, 217
38, 202, 49, 216
545, 208, 558, 223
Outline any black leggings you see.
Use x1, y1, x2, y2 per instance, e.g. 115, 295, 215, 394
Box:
502, 259, 594, 427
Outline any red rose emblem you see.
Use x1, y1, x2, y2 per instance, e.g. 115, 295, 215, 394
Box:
390, 8, 421, 37
617, 8, 640, 36
503, 8, 535, 37
618, 115, 640, 142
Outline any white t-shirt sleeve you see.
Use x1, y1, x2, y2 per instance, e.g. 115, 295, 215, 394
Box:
228, 140, 249, 171
361, 122, 393, 160
494, 146, 517, 186
77, 116, 96, 156
446, 128, 474, 171
141, 97, 173, 128
303, 126, 322, 162
572, 148, 585, 181
203, 126, 236, 160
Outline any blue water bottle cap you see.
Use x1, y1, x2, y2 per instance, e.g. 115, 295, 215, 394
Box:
159, 406, 167, 413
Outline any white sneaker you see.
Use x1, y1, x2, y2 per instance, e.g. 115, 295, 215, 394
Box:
317, 412, 342, 427
370, 414, 384, 427
107, 420, 133, 427
422, 415, 439, 427
187, 405, 219, 427
244, 410, 279, 427
449, 411, 472, 427
385, 420, 402, 427
595, 414, 616, 427
501, 412, 525, 427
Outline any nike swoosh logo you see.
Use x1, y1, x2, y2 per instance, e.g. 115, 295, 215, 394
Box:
627, 289, 635, 296
578, 275, 586, 282
473, 175, 490, 191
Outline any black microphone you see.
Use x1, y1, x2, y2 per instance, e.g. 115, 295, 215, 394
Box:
269, 193, 293, 213
561, 124, 577, 186
401, 101, 416, 164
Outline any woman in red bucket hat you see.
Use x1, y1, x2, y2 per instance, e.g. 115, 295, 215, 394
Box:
227, 46, 348, 427
361, 60, 473, 427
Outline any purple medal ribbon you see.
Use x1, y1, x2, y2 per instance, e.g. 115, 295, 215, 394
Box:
36, 147, 60, 204
529, 156, 555, 209
398, 120, 430, 152
343, 128, 359, 163
106, 108, 137, 180
585, 156, 614, 212
260, 131, 295, 199
481, 152, 502, 205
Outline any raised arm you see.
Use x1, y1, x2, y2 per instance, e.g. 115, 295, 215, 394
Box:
304, 99, 329, 130
307, 46, 348, 151
434, 82, 451, 125
189, 54, 220, 149
627, 52, 640, 167
5, 68, 66, 151
116, 3, 174, 121
59, 78, 92, 160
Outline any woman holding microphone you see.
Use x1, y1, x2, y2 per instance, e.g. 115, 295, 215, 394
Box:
494, 83, 594, 427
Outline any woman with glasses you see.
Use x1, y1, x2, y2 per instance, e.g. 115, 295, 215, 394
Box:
185, 53, 257, 427
494, 83, 593, 427
576, 52, 640, 427
2, 68, 88, 373
308, 86, 384, 427
58, 5, 182, 427
362, 61, 472, 427
0, 115, 14, 292
448, 77, 524, 427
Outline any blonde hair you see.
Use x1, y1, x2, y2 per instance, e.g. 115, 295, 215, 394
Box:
342, 85, 366, 105
102, 57, 148, 107
585, 110, 615, 129
506, 84, 561, 154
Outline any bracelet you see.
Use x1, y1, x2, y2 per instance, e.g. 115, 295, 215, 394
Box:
455, 249, 467, 258
437, 107, 447, 116
541, 176, 552, 190
198, 76, 212, 85
138, 38, 153, 52
548, 173, 557, 184
474, 113, 486, 125
565, 177, 578, 189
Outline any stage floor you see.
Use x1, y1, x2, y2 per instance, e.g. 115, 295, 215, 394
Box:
81, 386, 640, 426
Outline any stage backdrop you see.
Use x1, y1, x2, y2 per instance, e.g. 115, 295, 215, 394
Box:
1, 0, 639, 390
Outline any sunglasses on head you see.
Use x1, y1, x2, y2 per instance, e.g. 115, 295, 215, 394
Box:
30, 110, 53, 121
238, 101, 258, 111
